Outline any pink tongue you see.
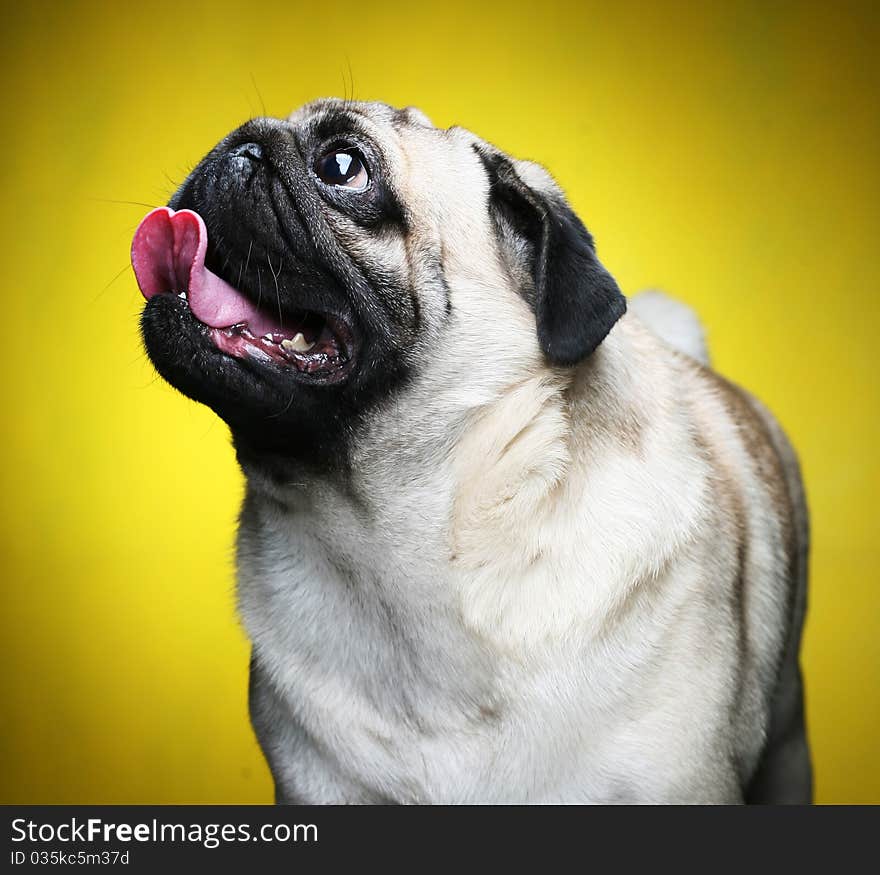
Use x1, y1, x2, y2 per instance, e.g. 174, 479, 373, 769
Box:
131, 207, 280, 337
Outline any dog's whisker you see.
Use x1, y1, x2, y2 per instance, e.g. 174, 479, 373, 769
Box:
244, 239, 254, 280
267, 251, 283, 327
250, 71, 267, 117
93, 262, 133, 302
346, 57, 356, 103
266, 389, 296, 419
89, 197, 160, 209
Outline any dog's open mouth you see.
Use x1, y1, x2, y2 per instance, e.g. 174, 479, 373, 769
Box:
131, 207, 352, 377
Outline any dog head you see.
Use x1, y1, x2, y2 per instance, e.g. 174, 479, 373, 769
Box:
134, 99, 625, 473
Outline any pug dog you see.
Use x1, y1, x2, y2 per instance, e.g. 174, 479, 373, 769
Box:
131, 99, 811, 804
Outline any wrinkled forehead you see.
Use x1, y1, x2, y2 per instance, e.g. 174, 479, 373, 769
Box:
288, 97, 435, 144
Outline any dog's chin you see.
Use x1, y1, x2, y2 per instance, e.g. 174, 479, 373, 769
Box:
141, 293, 361, 460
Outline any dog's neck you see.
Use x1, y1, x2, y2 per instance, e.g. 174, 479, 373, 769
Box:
235, 315, 707, 715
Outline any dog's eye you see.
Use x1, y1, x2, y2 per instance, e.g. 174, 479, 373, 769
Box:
314, 148, 369, 191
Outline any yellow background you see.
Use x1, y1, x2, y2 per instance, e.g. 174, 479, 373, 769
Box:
1, 0, 877, 803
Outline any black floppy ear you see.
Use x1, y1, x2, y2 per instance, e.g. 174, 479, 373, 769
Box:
478, 149, 626, 366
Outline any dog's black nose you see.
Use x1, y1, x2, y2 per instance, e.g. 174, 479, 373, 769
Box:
229, 142, 263, 162
225, 142, 264, 182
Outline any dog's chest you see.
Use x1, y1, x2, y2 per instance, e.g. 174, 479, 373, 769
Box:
235, 448, 740, 804
245, 603, 637, 804
238, 531, 720, 803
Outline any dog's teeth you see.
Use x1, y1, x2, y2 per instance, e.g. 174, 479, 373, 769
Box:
177, 290, 188, 300
281, 333, 314, 353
